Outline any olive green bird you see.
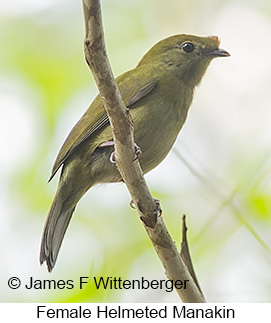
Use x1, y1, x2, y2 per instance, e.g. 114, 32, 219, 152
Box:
40, 34, 229, 271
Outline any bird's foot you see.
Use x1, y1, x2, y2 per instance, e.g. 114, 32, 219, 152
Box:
130, 198, 162, 228
153, 198, 162, 217
99, 140, 142, 164
140, 198, 162, 228
99, 140, 116, 163
133, 143, 142, 161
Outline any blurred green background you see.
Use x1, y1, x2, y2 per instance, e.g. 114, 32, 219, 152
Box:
0, 0, 270, 302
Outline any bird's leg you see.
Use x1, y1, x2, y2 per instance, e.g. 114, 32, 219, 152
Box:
99, 140, 142, 164
98, 140, 116, 163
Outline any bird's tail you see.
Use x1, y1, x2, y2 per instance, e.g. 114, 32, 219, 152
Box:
39, 191, 76, 272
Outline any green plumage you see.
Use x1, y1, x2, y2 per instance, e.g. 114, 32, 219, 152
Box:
40, 34, 229, 271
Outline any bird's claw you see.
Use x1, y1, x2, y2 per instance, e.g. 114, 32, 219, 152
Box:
133, 143, 142, 161
99, 140, 142, 164
130, 198, 162, 228
153, 198, 162, 217
98, 141, 117, 163
110, 151, 116, 163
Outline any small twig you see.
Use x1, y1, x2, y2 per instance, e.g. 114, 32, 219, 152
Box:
82, 0, 205, 303
181, 215, 203, 294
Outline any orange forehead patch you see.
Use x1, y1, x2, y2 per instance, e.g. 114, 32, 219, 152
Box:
210, 36, 220, 47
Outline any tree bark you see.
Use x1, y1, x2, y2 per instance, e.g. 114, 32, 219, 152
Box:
81, 0, 205, 303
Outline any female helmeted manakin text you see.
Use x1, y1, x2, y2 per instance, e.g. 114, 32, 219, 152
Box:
40, 34, 229, 271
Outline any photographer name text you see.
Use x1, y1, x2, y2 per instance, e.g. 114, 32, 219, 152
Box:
9, 276, 189, 293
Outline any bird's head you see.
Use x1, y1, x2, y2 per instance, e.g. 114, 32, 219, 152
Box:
138, 34, 230, 86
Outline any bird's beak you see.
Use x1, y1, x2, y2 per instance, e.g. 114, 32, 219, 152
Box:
209, 48, 230, 57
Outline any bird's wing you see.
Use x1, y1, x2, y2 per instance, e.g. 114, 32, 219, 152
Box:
49, 67, 157, 181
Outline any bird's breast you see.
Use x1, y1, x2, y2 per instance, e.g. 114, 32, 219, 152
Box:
132, 92, 191, 174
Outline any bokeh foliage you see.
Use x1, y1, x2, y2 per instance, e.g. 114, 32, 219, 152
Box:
0, 0, 270, 302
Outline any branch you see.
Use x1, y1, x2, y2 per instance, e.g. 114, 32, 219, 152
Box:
180, 215, 202, 294
82, 0, 205, 303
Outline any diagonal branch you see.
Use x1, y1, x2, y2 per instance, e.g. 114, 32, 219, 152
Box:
82, 0, 205, 303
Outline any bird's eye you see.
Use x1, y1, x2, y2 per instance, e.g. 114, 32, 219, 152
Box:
181, 42, 195, 53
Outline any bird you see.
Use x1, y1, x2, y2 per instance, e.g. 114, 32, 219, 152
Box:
40, 34, 229, 271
